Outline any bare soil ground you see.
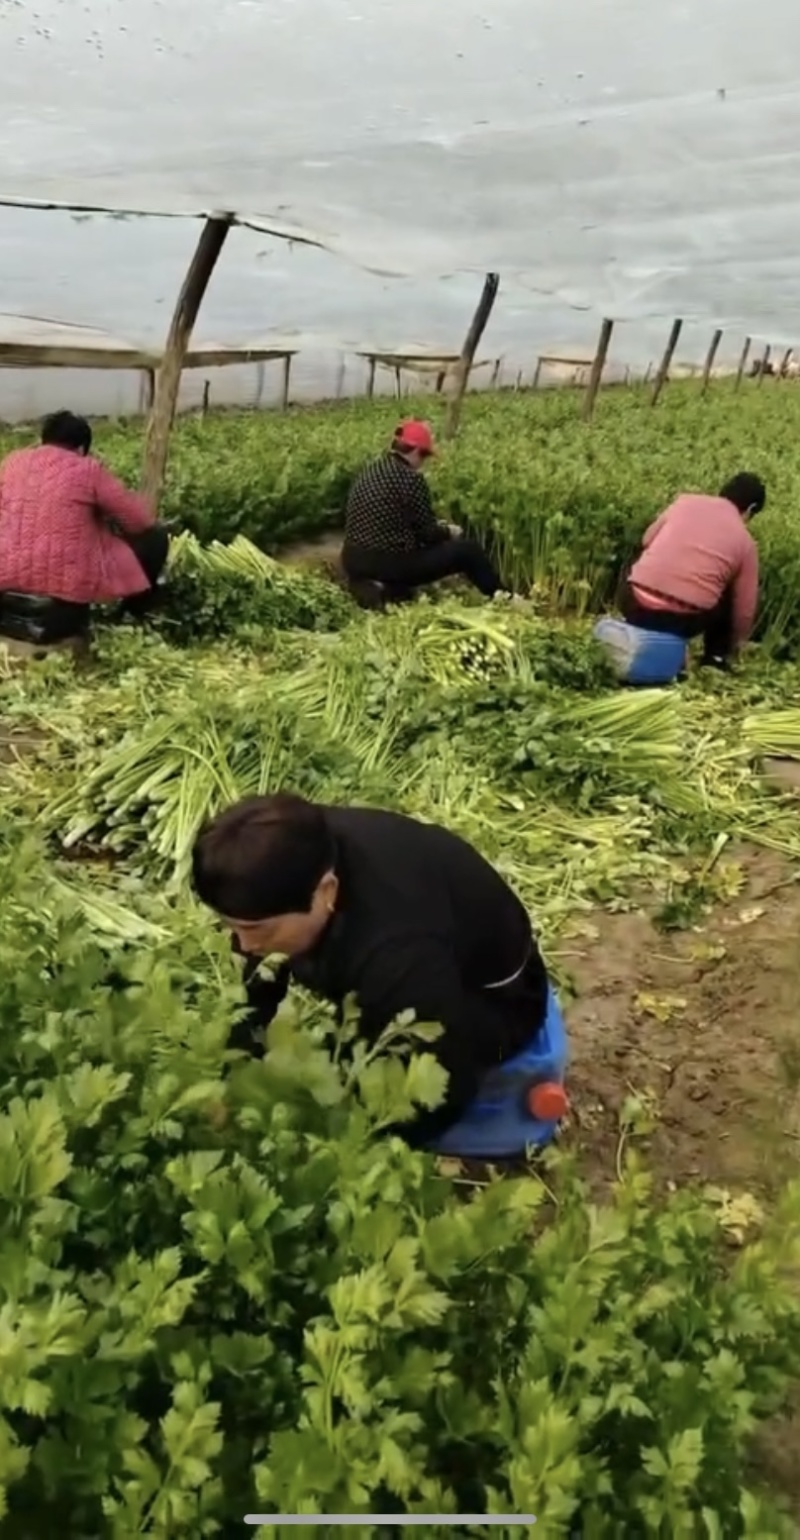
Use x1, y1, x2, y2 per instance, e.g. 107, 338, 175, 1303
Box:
566, 846, 800, 1194
282, 532, 343, 574
564, 845, 800, 1521
0, 723, 47, 765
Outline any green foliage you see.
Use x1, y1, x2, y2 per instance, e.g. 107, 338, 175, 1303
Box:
155, 533, 354, 645
10, 604, 796, 946
3, 379, 799, 648
2, 386, 800, 1529
0, 835, 798, 1536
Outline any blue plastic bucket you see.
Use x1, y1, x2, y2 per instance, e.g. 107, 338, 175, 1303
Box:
430, 988, 569, 1160
594, 617, 687, 686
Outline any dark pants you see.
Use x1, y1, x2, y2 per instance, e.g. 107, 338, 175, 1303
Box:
119, 524, 170, 618
620, 578, 735, 664
343, 537, 503, 600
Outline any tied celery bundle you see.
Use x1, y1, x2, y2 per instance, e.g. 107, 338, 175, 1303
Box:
156, 531, 354, 643
47, 689, 375, 885
742, 708, 800, 762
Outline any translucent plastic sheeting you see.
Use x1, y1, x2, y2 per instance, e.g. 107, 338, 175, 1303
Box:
1, 0, 800, 335
0, 314, 144, 356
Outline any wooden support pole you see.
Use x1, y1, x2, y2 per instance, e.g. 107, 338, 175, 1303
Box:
734, 336, 751, 390
700, 327, 723, 395
442, 272, 500, 441
756, 342, 771, 386
490, 357, 502, 389
651, 318, 683, 406
532, 356, 543, 389
281, 353, 292, 411
583, 317, 614, 420
141, 212, 233, 505
366, 357, 376, 398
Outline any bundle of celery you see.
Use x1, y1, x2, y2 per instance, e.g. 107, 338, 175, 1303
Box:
46, 686, 380, 885
168, 532, 281, 581
157, 531, 353, 643
492, 687, 683, 809
742, 708, 800, 761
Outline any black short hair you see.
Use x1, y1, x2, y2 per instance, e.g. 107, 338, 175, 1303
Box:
41, 410, 92, 454
719, 472, 766, 516
191, 793, 335, 920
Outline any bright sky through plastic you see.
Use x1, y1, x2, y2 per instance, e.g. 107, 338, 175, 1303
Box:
1, 0, 799, 406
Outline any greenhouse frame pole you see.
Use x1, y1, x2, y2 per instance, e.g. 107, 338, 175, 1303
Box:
700, 328, 723, 395
734, 336, 751, 390
442, 272, 500, 441
582, 317, 614, 420
651, 318, 682, 407
141, 211, 234, 506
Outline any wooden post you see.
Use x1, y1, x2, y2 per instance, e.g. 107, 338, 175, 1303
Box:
756, 342, 771, 386
281, 353, 292, 411
141, 212, 233, 505
583, 317, 614, 420
366, 357, 376, 398
700, 328, 723, 395
201, 379, 211, 418
442, 272, 500, 441
142, 367, 156, 413
651, 318, 683, 406
734, 336, 751, 390
490, 357, 502, 389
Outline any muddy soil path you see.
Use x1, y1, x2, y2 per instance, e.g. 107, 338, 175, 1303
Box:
565, 846, 800, 1195
563, 845, 800, 1523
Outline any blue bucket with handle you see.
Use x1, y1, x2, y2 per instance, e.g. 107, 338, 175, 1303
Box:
594, 617, 687, 686
430, 987, 569, 1160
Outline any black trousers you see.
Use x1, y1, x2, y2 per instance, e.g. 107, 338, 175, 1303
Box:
620, 577, 735, 663
119, 524, 171, 618
343, 537, 502, 600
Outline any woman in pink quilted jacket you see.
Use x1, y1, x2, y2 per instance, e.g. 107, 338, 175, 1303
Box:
0, 410, 169, 619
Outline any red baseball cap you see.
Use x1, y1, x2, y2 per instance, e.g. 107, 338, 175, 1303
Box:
394, 419, 436, 456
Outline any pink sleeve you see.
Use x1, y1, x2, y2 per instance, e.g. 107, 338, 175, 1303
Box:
641, 509, 668, 549
92, 460, 155, 536
731, 537, 759, 645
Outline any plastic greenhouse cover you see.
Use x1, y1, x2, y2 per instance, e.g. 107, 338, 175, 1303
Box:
1, 0, 800, 336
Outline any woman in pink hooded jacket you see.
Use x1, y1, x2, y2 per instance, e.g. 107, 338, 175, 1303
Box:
0, 410, 169, 623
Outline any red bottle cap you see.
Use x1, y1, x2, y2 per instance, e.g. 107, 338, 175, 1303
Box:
527, 1081, 569, 1121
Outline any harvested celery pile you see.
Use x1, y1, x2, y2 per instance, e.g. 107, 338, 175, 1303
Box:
2, 586, 797, 956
